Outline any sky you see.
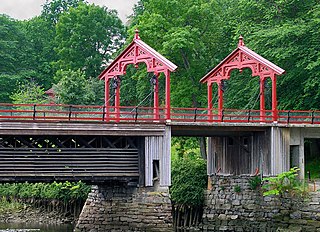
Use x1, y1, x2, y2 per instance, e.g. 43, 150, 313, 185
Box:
0, 0, 139, 22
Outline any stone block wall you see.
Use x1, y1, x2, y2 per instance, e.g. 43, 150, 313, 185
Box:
202, 175, 320, 231
75, 183, 172, 232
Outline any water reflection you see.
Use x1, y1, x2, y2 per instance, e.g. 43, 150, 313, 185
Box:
0, 223, 73, 232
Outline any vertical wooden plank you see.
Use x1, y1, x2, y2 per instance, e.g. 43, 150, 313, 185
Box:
250, 135, 254, 174
138, 137, 145, 187
281, 128, 290, 172
264, 129, 271, 175
145, 137, 153, 186
160, 126, 171, 186
299, 132, 305, 180
270, 127, 290, 175
153, 136, 160, 160
207, 137, 213, 175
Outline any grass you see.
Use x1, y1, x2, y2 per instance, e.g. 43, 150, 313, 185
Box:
0, 197, 24, 214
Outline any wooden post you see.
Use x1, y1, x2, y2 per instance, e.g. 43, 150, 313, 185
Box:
271, 73, 278, 122
105, 78, 110, 122
165, 70, 171, 120
154, 73, 160, 120
207, 82, 213, 122
260, 76, 266, 122
218, 80, 224, 121
115, 82, 120, 122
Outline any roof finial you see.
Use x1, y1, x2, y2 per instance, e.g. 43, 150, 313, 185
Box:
238, 35, 245, 47
134, 29, 140, 40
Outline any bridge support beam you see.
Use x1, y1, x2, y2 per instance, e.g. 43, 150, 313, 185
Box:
75, 184, 172, 232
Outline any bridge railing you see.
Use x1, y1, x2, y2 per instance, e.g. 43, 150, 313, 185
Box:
170, 108, 275, 123
1, 103, 320, 124
278, 110, 320, 124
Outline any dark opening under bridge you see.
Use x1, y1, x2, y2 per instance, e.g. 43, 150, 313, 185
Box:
0, 31, 318, 186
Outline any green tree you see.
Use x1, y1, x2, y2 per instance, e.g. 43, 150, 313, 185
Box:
21, 17, 57, 88
53, 69, 104, 105
0, 15, 29, 74
11, 81, 48, 104
0, 15, 54, 102
54, 3, 125, 78
42, 0, 86, 25
171, 153, 207, 206
0, 74, 23, 102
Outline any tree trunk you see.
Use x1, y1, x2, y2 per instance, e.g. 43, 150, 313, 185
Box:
199, 137, 207, 160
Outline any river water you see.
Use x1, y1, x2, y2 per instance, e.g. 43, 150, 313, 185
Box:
0, 223, 73, 232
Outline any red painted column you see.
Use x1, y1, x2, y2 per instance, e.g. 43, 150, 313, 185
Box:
105, 78, 110, 122
207, 82, 213, 122
259, 76, 266, 122
271, 73, 278, 122
218, 80, 224, 121
165, 70, 171, 120
153, 74, 160, 120
115, 81, 121, 122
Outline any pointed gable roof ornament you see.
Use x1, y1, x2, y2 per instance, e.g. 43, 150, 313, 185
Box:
200, 36, 285, 83
238, 35, 244, 47
99, 29, 177, 80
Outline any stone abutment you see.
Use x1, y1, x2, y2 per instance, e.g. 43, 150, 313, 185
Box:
75, 183, 172, 232
202, 175, 320, 231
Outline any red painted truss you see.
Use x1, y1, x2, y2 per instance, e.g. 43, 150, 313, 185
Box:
98, 30, 177, 121
200, 36, 285, 122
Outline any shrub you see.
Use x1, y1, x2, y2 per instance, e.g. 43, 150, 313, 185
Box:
249, 176, 262, 190
262, 167, 307, 197
170, 153, 207, 206
0, 181, 91, 202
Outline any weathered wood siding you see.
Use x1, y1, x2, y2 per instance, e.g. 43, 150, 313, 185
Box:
270, 127, 290, 175
0, 135, 142, 183
160, 126, 171, 186
145, 126, 171, 187
207, 132, 267, 175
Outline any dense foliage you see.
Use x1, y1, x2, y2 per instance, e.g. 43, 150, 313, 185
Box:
0, 0, 125, 103
0, 181, 90, 202
171, 153, 207, 206
262, 167, 307, 197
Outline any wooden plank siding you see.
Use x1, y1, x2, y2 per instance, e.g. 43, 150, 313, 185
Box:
144, 126, 171, 187
0, 135, 144, 183
0, 148, 139, 182
207, 132, 268, 176
270, 127, 290, 175
145, 136, 164, 186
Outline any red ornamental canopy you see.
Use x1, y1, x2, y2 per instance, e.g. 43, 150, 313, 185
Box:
99, 30, 177, 80
98, 30, 177, 120
200, 36, 285, 122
